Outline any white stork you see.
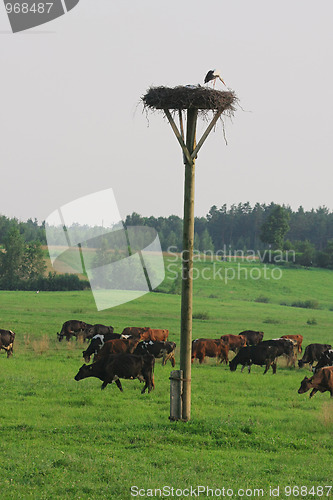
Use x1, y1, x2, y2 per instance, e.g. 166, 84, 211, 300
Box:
204, 69, 226, 87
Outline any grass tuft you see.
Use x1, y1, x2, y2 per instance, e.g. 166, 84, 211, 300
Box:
193, 312, 210, 320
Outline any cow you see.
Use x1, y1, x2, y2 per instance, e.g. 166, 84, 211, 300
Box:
83, 324, 114, 340
57, 320, 89, 342
82, 333, 122, 363
133, 340, 176, 367
121, 327, 169, 342
261, 338, 295, 359
140, 328, 169, 342
238, 330, 264, 346
191, 339, 229, 364
298, 343, 332, 369
229, 343, 280, 374
220, 334, 247, 353
298, 366, 333, 398
94, 337, 140, 361
313, 349, 333, 373
74, 352, 155, 393
0, 329, 15, 358
263, 337, 298, 367
281, 334, 303, 353
121, 327, 149, 339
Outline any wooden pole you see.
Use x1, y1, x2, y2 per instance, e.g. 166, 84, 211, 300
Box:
169, 370, 183, 421
180, 107, 197, 421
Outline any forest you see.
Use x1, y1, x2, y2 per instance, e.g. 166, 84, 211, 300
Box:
0, 202, 333, 291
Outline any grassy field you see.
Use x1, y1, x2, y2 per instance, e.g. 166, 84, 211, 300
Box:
0, 258, 332, 499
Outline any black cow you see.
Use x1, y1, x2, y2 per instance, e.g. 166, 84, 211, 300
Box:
84, 324, 114, 339
82, 333, 122, 362
261, 338, 296, 366
74, 353, 155, 393
133, 341, 176, 367
238, 330, 264, 346
313, 349, 333, 373
298, 343, 332, 369
57, 320, 90, 342
229, 343, 281, 374
0, 329, 15, 358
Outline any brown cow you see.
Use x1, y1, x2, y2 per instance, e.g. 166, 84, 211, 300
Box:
121, 327, 148, 339
281, 334, 303, 353
140, 328, 169, 342
94, 337, 140, 361
192, 339, 229, 364
220, 334, 247, 353
298, 366, 333, 398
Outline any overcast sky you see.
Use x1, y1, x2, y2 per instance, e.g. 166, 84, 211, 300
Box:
1, 0, 333, 225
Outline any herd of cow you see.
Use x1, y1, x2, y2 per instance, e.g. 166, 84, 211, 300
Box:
192, 330, 333, 398
1, 320, 333, 398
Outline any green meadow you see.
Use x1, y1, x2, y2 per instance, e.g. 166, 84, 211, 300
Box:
0, 258, 332, 499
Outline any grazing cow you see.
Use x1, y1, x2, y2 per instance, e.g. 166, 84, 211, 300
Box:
313, 349, 333, 373
140, 328, 169, 342
220, 334, 247, 353
133, 340, 176, 367
94, 337, 140, 361
74, 353, 155, 393
298, 366, 333, 398
57, 320, 89, 342
192, 339, 229, 364
0, 329, 15, 358
263, 338, 298, 367
84, 324, 114, 340
121, 327, 169, 342
298, 343, 332, 369
281, 334, 303, 353
238, 330, 264, 346
229, 343, 281, 374
121, 327, 149, 339
82, 333, 122, 363
261, 338, 295, 357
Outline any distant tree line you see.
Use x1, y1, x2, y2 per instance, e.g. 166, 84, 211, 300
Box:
125, 203, 333, 269
1, 202, 333, 289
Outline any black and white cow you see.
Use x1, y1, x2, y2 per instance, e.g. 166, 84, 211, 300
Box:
133, 340, 176, 367
82, 333, 122, 363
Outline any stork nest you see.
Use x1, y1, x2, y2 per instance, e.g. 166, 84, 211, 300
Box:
141, 85, 237, 116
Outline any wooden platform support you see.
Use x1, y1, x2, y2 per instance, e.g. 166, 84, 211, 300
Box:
164, 107, 223, 422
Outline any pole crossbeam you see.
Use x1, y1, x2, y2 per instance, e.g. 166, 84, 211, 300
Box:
164, 108, 223, 165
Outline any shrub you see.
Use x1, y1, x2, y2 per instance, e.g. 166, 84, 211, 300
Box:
255, 296, 270, 303
306, 318, 317, 325
291, 300, 319, 310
